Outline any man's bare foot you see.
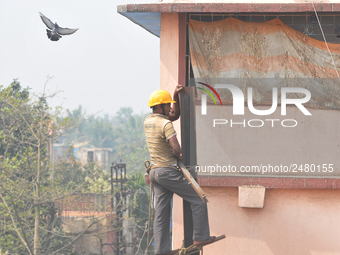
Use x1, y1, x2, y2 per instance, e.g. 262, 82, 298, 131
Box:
193, 236, 217, 246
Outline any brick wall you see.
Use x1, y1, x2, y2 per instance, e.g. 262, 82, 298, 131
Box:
56, 193, 111, 213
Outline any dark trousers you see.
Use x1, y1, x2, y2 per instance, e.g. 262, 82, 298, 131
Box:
149, 167, 210, 255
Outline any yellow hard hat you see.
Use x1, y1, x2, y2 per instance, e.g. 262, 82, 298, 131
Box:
148, 90, 176, 107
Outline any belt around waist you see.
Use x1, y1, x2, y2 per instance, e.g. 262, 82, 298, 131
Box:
151, 163, 178, 170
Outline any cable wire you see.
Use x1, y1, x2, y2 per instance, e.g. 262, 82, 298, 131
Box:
312, 1, 340, 78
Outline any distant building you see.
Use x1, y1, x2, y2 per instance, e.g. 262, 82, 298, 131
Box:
52, 143, 68, 161
58, 193, 116, 255
50, 141, 88, 162
81, 148, 113, 172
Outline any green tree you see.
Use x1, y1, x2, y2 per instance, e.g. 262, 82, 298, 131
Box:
112, 108, 149, 173
0, 79, 30, 158
0, 81, 109, 255
61, 107, 119, 150
85, 114, 118, 148
62, 105, 88, 144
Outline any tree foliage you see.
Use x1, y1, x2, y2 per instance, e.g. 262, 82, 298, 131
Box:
0, 80, 108, 255
0, 80, 153, 254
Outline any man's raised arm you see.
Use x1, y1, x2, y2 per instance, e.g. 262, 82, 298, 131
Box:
169, 85, 184, 122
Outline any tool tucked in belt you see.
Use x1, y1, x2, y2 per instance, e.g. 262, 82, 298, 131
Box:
144, 160, 208, 204
177, 160, 208, 204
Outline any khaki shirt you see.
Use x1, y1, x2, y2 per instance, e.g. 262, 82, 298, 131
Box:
144, 114, 177, 168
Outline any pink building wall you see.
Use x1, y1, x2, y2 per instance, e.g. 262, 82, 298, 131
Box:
160, 12, 340, 255
202, 187, 340, 255
160, 12, 185, 249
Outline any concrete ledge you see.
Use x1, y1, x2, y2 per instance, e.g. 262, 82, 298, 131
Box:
238, 185, 265, 208
198, 176, 340, 189
118, 3, 340, 13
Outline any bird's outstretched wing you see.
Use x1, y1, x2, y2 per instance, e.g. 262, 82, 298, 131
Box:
39, 12, 54, 30
56, 27, 79, 35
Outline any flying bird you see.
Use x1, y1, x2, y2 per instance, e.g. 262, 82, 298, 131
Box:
39, 12, 79, 41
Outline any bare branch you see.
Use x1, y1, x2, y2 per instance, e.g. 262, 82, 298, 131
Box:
3, 99, 39, 141
48, 214, 110, 255
0, 132, 38, 147
0, 192, 33, 255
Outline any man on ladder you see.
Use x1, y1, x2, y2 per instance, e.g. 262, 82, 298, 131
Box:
144, 86, 215, 255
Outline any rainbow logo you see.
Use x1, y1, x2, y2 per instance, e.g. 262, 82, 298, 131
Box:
196, 82, 223, 106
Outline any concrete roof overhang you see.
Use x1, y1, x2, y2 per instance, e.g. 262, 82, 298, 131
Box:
117, 2, 340, 37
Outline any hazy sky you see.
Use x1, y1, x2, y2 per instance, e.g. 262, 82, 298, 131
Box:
0, 0, 160, 116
